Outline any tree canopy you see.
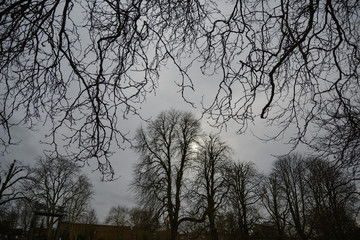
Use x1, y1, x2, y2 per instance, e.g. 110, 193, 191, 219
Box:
132, 109, 201, 240
1, 0, 359, 176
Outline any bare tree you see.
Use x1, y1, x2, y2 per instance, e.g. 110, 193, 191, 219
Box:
0, 202, 20, 237
64, 207, 98, 240
272, 153, 360, 240
306, 157, 359, 240
192, 133, 232, 240
14, 198, 33, 234
0, 198, 33, 238
216, 211, 239, 240
81, 208, 98, 225
28, 156, 93, 240
129, 207, 159, 240
0, 160, 29, 206
262, 172, 289, 240
66, 174, 94, 240
66, 175, 93, 222
131, 109, 201, 240
273, 154, 313, 240
224, 161, 264, 240
105, 205, 129, 226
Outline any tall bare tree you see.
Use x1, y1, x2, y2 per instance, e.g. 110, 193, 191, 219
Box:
192, 133, 232, 240
28, 156, 93, 240
66, 174, 94, 240
105, 205, 129, 226
224, 161, 264, 240
306, 157, 359, 240
272, 153, 360, 240
273, 154, 313, 240
131, 109, 201, 240
129, 207, 159, 240
81, 208, 98, 225
14, 198, 33, 235
262, 172, 289, 239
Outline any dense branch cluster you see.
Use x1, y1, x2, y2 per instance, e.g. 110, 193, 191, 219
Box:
198, 0, 360, 155
1, 0, 359, 176
0, 160, 29, 206
0, 157, 95, 239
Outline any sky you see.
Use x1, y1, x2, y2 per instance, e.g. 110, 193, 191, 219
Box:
2, 62, 306, 222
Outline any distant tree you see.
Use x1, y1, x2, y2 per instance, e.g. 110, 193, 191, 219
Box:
104, 204, 131, 240
68, 207, 98, 240
262, 172, 289, 240
306, 157, 359, 240
192, 133, 232, 240
81, 208, 98, 225
0, 198, 33, 238
15, 198, 33, 234
66, 175, 94, 240
28, 156, 93, 240
105, 205, 129, 226
129, 207, 159, 240
2, 0, 359, 178
0, 160, 29, 206
131, 109, 201, 240
179, 220, 208, 240
215, 212, 238, 240
224, 161, 264, 240
273, 154, 313, 240
0, 202, 19, 236
272, 153, 360, 240
67, 174, 93, 222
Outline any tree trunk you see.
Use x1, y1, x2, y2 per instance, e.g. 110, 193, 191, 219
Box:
208, 211, 219, 240
47, 216, 54, 240
170, 220, 178, 240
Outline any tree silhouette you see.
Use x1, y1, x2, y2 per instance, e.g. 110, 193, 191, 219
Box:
28, 156, 93, 240
271, 153, 359, 240
105, 205, 129, 226
131, 109, 201, 240
223, 161, 264, 240
273, 154, 313, 240
1, 0, 359, 176
262, 172, 289, 240
192, 133, 232, 240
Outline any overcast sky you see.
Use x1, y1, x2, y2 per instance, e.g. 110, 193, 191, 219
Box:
2, 61, 309, 222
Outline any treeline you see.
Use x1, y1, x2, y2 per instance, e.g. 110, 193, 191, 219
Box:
0, 157, 97, 239
130, 109, 359, 240
1, 109, 359, 240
